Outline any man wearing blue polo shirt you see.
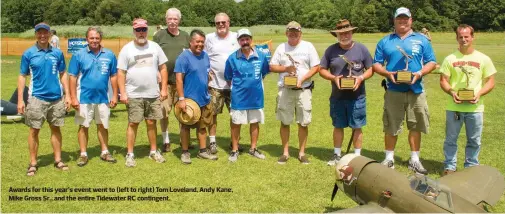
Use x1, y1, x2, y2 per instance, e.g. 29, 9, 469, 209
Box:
372, 7, 437, 174
69, 27, 119, 167
17, 22, 71, 176
224, 29, 270, 162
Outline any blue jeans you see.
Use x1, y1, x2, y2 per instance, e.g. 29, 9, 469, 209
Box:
443, 111, 483, 171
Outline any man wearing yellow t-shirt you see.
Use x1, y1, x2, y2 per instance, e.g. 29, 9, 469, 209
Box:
439, 24, 496, 176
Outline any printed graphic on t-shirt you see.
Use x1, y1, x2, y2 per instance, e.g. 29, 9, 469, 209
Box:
134, 54, 154, 68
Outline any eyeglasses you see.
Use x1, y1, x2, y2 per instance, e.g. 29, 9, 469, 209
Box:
215, 21, 227, 26
134, 28, 147, 32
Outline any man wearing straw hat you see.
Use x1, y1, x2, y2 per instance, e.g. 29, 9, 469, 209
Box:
319, 19, 374, 165
175, 29, 218, 164
372, 7, 437, 174
224, 28, 270, 162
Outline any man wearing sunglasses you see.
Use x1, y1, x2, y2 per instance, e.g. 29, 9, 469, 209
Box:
117, 18, 169, 167
153, 8, 190, 153
204, 13, 240, 154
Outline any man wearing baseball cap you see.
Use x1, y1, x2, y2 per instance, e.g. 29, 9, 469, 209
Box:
372, 7, 437, 174
224, 28, 270, 162
117, 18, 169, 167
18, 22, 71, 176
319, 19, 374, 165
270, 21, 320, 164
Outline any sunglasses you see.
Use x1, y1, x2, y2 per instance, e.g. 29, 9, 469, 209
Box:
215, 21, 227, 26
134, 28, 147, 32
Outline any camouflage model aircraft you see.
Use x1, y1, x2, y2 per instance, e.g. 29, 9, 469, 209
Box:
331, 154, 505, 213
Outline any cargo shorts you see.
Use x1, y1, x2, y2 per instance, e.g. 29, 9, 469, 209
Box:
276, 87, 312, 127
209, 87, 231, 115
127, 98, 163, 123
161, 84, 178, 116
25, 96, 66, 129
383, 90, 430, 135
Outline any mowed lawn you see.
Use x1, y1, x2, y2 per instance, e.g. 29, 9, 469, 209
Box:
1, 32, 504, 212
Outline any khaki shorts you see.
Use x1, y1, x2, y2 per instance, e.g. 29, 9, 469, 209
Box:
383, 90, 430, 135
25, 96, 66, 129
209, 87, 231, 115
230, 109, 264, 125
276, 87, 312, 127
127, 98, 163, 123
181, 102, 214, 129
75, 103, 110, 128
161, 84, 178, 116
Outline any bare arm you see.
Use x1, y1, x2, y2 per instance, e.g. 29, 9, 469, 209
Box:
117, 69, 128, 104
269, 65, 296, 75
439, 74, 461, 104
59, 72, 71, 111
176, 72, 186, 112
69, 75, 80, 110
17, 75, 27, 114
471, 75, 495, 104
159, 64, 168, 101
110, 75, 118, 108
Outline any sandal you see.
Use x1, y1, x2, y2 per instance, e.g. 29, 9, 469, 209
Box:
26, 164, 38, 176
54, 161, 69, 171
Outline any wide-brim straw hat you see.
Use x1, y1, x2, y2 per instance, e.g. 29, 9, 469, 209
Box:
174, 98, 201, 125
330, 19, 358, 37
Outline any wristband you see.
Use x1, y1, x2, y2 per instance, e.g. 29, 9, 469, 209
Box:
415, 71, 422, 77
178, 97, 185, 101
358, 75, 364, 81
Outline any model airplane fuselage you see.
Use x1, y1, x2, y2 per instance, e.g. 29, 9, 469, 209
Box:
332, 155, 505, 213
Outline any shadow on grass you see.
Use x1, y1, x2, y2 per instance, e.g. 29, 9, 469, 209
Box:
257, 144, 302, 157
324, 206, 346, 213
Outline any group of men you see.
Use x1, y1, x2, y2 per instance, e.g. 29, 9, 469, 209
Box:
18, 7, 496, 177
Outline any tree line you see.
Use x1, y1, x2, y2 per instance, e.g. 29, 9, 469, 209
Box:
2, 0, 505, 33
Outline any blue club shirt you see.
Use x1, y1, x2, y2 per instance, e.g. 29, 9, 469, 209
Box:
224, 48, 270, 110
174, 50, 211, 107
20, 43, 66, 101
68, 47, 118, 104
373, 32, 436, 93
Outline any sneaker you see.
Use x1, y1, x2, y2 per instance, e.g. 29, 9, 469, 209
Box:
209, 142, 218, 154
277, 155, 289, 164
125, 154, 136, 167
327, 154, 341, 166
248, 148, 266, 160
181, 152, 192, 164
381, 159, 395, 169
229, 142, 244, 153
228, 151, 239, 162
197, 149, 218, 160
443, 169, 455, 176
161, 143, 171, 153
100, 152, 117, 163
149, 150, 166, 163
77, 155, 88, 167
408, 159, 428, 175
298, 155, 310, 164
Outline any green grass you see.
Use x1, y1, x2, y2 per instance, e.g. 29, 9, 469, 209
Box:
1, 32, 504, 212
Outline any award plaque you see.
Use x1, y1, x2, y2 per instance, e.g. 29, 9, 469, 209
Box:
339, 55, 357, 90
457, 89, 475, 101
395, 46, 414, 83
396, 71, 412, 83
284, 53, 299, 87
340, 77, 355, 89
283, 76, 298, 86
456, 66, 475, 101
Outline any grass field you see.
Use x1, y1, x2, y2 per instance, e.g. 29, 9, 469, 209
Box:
1, 31, 504, 212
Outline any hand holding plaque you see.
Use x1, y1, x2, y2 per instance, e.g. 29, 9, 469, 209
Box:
395, 46, 414, 83
339, 55, 356, 90
283, 53, 299, 87
456, 66, 475, 101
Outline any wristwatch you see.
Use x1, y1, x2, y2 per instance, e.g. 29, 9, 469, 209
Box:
178, 97, 185, 101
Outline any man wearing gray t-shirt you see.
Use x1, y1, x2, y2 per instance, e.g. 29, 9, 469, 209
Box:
319, 19, 374, 165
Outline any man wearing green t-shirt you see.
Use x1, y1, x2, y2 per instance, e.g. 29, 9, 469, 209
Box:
153, 8, 190, 152
439, 24, 496, 176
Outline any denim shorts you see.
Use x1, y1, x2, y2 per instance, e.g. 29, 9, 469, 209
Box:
330, 97, 366, 129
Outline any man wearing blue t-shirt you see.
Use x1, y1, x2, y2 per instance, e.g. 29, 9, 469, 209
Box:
372, 7, 437, 174
224, 29, 270, 162
17, 23, 71, 176
175, 29, 218, 164
69, 27, 119, 167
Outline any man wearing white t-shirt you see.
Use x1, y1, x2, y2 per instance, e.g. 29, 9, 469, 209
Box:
204, 13, 240, 154
270, 21, 320, 164
117, 18, 169, 167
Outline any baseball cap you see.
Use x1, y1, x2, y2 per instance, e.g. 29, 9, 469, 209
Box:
34, 22, 50, 32
286, 21, 301, 31
133, 18, 148, 29
394, 7, 411, 18
237, 28, 252, 39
